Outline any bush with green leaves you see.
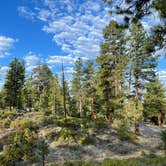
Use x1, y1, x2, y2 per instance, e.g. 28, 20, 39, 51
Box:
160, 130, 166, 153
0, 129, 49, 166
10, 117, 36, 130
57, 127, 94, 145
116, 126, 137, 142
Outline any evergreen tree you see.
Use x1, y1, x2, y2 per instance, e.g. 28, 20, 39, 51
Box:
37, 137, 49, 166
103, 0, 166, 50
24, 76, 36, 111
144, 78, 166, 127
128, 23, 157, 133
4, 58, 25, 110
49, 74, 63, 115
71, 58, 84, 117
39, 87, 50, 114
32, 64, 53, 111
83, 60, 96, 118
96, 21, 127, 123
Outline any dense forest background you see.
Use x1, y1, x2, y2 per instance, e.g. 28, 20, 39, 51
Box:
0, 0, 166, 165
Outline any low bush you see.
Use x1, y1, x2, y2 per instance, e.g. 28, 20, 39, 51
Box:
0, 129, 49, 166
0, 110, 17, 120
0, 117, 11, 129
57, 127, 94, 145
43, 130, 57, 140
116, 126, 137, 142
10, 117, 36, 130
36, 115, 55, 126
160, 130, 166, 153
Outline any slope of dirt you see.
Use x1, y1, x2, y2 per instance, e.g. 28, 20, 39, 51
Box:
0, 112, 165, 165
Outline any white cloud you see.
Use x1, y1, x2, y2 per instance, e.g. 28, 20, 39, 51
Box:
155, 48, 166, 57
0, 66, 9, 78
24, 52, 41, 72
0, 66, 9, 89
18, 0, 111, 61
142, 9, 162, 33
18, 6, 35, 20
47, 55, 76, 65
158, 70, 166, 86
0, 36, 16, 58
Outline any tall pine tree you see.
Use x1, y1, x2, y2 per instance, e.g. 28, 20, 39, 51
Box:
96, 21, 127, 123
4, 58, 25, 110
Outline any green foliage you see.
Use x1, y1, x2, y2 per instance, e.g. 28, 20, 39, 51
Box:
57, 127, 93, 145
36, 137, 49, 164
0, 117, 11, 128
0, 128, 49, 166
96, 20, 127, 122
10, 117, 36, 130
71, 58, 84, 116
160, 130, 166, 153
144, 78, 166, 117
43, 130, 57, 140
49, 75, 63, 115
116, 126, 137, 142
4, 58, 25, 110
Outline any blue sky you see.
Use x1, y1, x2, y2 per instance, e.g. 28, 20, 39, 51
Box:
0, 0, 165, 88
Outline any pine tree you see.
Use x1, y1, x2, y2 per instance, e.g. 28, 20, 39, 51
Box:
83, 60, 96, 118
4, 58, 25, 110
128, 23, 157, 133
48, 74, 63, 115
38, 87, 50, 114
71, 58, 84, 117
144, 78, 166, 127
32, 64, 53, 111
96, 21, 127, 123
24, 76, 36, 111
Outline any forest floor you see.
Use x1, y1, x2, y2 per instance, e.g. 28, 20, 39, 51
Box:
44, 124, 165, 165
0, 112, 165, 166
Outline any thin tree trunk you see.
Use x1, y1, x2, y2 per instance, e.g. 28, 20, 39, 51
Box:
90, 97, 96, 119
115, 79, 119, 96
79, 99, 82, 117
42, 155, 45, 166
135, 75, 140, 134
158, 111, 163, 127
134, 121, 140, 134
62, 62, 67, 120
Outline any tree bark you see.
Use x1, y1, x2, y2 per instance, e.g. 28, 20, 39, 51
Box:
158, 111, 163, 127
134, 121, 140, 134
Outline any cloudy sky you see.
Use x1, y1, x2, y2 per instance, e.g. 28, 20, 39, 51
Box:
0, 0, 165, 88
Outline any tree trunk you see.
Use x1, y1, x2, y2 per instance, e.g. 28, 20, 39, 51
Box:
79, 99, 82, 117
42, 155, 45, 166
105, 113, 111, 124
158, 111, 163, 127
90, 97, 96, 119
115, 79, 119, 96
134, 121, 140, 134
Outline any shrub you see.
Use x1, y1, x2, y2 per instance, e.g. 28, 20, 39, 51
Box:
43, 130, 57, 140
0, 129, 49, 165
0, 117, 11, 129
116, 126, 137, 142
57, 128, 94, 145
10, 118, 36, 130
36, 115, 55, 126
160, 130, 166, 153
